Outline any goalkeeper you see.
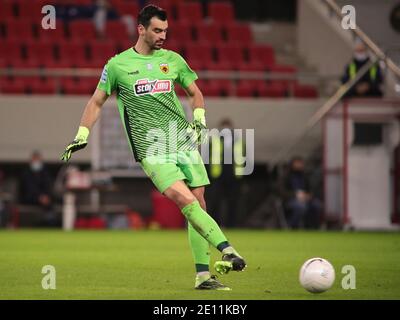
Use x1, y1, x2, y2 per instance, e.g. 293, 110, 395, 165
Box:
60, 5, 246, 291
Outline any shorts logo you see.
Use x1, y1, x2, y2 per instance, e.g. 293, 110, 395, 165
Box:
160, 63, 169, 74
133, 79, 172, 96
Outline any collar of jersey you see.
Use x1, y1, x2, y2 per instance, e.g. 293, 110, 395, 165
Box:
130, 47, 163, 59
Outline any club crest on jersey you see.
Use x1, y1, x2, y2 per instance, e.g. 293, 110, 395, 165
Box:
160, 63, 169, 74
133, 79, 171, 96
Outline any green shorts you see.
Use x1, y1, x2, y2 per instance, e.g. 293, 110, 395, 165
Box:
140, 150, 210, 193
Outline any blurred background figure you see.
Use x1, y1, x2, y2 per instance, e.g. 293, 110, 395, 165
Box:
206, 119, 245, 228
341, 39, 383, 98
281, 156, 321, 230
0, 169, 10, 227
94, 0, 136, 39
20, 151, 57, 227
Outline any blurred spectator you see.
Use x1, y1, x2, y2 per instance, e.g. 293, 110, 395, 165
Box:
281, 156, 321, 229
54, 2, 94, 21
341, 39, 383, 97
94, 0, 136, 39
0, 169, 9, 227
20, 151, 56, 227
206, 119, 245, 228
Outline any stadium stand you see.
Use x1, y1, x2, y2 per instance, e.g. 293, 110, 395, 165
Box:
0, 0, 318, 97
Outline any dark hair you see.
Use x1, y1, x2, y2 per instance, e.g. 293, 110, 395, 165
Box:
138, 4, 167, 28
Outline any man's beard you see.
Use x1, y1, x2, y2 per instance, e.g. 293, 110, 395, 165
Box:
153, 42, 164, 50
147, 39, 163, 50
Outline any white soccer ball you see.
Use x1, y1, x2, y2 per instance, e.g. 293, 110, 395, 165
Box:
299, 257, 335, 293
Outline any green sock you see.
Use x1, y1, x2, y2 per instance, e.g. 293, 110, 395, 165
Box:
188, 222, 210, 271
182, 201, 228, 249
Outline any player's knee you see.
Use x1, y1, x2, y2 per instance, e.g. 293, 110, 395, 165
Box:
191, 188, 206, 210
167, 191, 196, 209
196, 195, 207, 211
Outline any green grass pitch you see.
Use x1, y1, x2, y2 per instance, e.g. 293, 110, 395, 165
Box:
0, 229, 399, 300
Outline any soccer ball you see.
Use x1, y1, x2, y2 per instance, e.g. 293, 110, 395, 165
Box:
299, 257, 335, 293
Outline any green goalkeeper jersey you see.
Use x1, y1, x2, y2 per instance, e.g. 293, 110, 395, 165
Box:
97, 47, 198, 162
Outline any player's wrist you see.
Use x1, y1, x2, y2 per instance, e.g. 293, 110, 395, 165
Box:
193, 108, 206, 126
75, 126, 90, 141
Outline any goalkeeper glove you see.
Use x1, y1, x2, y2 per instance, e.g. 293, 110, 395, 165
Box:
60, 126, 89, 162
187, 108, 208, 145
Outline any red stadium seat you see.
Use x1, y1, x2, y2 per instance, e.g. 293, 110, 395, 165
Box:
185, 43, 230, 71
52, 0, 91, 4
174, 83, 186, 97
236, 60, 266, 72
89, 40, 117, 62
71, 0, 93, 6
262, 82, 288, 98
236, 80, 287, 98
77, 58, 105, 68
37, 20, 66, 41
176, 2, 203, 23
270, 64, 297, 73
117, 40, 134, 53
236, 80, 263, 97
5, 20, 35, 40
0, 59, 7, 68
208, 2, 235, 23
68, 20, 97, 40
236, 82, 254, 97
248, 44, 276, 69
0, 78, 28, 94
225, 23, 253, 44
57, 40, 87, 66
168, 22, 194, 43
150, 0, 175, 20
163, 41, 183, 56
204, 60, 232, 71
208, 79, 234, 97
186, 60, 203, 72
15, 0, 48, 20
293, 84, 319, 98
105, 21, 130, 41
61, 77, 99, 95
216, 44, 245, 65
8, 58, 42, 69
42, 58, 74, 69
61, 78, 83, 95
113, 2, 139, 19
30, 78, 57, 95
184, 43, 214, 66
25, 40, 56, 61
193, 80, 218, 97
194, 23, 224, 44
0, 40, 24, 60
184, 45, 230, 71
0, 1, 15, 20
109, 0, 123, 6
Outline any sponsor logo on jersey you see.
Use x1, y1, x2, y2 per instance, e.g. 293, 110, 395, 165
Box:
160, 63, 169, 74
133, 79, 171, 96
